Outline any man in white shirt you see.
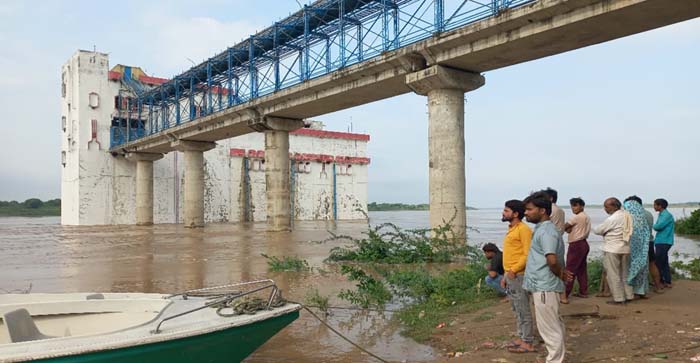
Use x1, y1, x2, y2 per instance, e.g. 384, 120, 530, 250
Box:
593, 197, 634, 305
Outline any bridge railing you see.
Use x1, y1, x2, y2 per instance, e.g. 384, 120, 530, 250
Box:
110, 0, 533, 149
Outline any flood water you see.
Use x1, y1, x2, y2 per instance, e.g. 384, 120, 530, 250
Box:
0, 208, 698, 362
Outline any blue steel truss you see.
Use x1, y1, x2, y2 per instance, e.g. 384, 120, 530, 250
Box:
110, 0, 533, 148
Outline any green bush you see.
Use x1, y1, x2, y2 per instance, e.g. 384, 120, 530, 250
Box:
671, 258, 700, 280
586, 258, 604, 293
676, 209, 700, 235
23, 198, 43, 209
261, 254, 310, 272
337, 265, 392, 308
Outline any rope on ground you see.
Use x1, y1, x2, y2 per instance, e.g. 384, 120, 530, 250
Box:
562, 305, 600, 319
288, 301, 392, 363
304, 304, 398, 313
579, 343, 700, 363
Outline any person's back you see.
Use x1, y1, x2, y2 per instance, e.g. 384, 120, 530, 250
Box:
643, 209, 654, 242
551, 203, 566, 235
654, 209, 675, 245
594, 209, 628, 254
492, 250, 505, 275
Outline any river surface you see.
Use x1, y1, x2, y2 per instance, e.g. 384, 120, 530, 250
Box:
0, 208, 698, 362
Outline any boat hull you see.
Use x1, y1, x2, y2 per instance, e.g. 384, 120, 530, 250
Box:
30, 310, 299, 363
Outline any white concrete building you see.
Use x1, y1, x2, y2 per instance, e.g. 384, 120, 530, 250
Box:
60, 50, 369, 225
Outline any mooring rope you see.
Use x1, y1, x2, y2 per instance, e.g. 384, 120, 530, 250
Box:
291, 302, 392, 363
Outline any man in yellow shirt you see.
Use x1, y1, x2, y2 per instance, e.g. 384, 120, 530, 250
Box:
499, 200, 535, 353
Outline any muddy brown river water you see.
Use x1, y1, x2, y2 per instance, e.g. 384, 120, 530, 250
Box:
1, 209, 698, 362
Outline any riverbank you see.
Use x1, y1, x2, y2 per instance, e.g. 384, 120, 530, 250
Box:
429, 279, 700, 362
0, 199, 60, 217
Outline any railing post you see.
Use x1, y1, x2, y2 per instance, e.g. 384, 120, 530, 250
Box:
382, 0, 389, 51
175, 82, 181, 125
249, 35, 258, 99
160, 88, 167, 130
207, 60, 213, 115
227, 48, 234, 106
435, 0, 444, 33
189, 76, 195, 120
357, 23, 363, 61
325, 37, 331, 72
393, 5, 399, 48
148, 96, 154, 134
303, 6, 310, 80
126, 94, 131, 143
339, 0, 346, 67
274, 23, 281, 91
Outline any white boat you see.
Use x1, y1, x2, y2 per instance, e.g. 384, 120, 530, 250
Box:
0, 280, 301, 363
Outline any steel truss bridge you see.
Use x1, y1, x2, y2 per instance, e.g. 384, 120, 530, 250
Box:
110, 0, 533, 148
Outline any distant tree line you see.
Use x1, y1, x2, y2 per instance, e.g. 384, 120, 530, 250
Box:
0, 198, 61, 216
368, 202, 476, 211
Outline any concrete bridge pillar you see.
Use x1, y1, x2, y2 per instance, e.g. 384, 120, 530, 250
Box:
172, 140, 216, 228
254, 117, 305, 231
406, 65, 484, 240
125, 152, 164, 226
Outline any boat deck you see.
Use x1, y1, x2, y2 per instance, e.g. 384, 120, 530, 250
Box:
0, 293, 300, 362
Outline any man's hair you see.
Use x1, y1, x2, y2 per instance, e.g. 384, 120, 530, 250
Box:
482, 243, 499, 253
542, 187, 558, 203
504, 199, 526, 220
608, 198, 622, 209
624, 195, 643, 205
654, 198, 669, 209
524, 191, 552, 216
569, 197, 585, 207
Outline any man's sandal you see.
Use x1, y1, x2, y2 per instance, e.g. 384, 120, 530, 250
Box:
508, 345, 537, 353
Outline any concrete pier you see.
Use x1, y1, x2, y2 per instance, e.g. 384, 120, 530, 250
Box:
258, 117, 305, 231
407, 65, 484, 240
125, 153, 164, 226
172, 140, 216, 228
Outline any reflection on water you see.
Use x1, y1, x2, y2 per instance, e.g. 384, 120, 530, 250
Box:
0, 216, 432, 362
0, 208, 697, 362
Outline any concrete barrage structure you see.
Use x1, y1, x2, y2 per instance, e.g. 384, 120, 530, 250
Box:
60, 50, 369, 226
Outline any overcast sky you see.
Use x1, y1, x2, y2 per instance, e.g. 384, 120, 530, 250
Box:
0, 1, 698, 208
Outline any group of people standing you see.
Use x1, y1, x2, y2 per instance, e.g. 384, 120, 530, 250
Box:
481, 188, 676, 363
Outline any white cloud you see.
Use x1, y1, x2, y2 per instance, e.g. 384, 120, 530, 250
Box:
134, 12, 260, 76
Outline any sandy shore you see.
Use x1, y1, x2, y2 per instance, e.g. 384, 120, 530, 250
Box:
429, 280, 700, 363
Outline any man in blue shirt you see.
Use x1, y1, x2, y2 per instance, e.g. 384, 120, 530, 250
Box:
653, 198, 675, 289
522, 191, 572, 363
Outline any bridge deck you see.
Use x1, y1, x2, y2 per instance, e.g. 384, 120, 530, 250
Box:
113, 0, 700, 154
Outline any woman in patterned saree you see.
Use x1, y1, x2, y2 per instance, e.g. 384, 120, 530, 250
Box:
624, 197, 651, 298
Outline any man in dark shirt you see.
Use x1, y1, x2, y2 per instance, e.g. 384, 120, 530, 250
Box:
483, 243, 507, 295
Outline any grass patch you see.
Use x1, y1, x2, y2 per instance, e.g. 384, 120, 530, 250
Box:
671, 257, 700, 281
389, 263, 498, 341
473, 311, 496, 322
304, 288, 331, 315
587, 258, 604, 293
261, 254, 310, 272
